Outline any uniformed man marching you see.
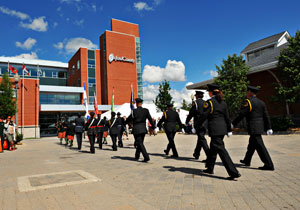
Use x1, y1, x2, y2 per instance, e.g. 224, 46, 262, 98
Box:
126, 98, 155, 162
232, 85, 274, 170
109, 112, 119, 151
96, 113, 105, 149
157, 103, 185, 158
186, 90, 210, 161
85, 112, 98, 154
116, 112, 125, 148
202, 84, 241, 180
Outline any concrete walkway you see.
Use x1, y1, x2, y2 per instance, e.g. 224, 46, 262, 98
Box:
0, 133, 299, 210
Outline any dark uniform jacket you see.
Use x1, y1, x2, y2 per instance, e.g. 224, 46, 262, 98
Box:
96, 119, 107, 133
85, 117, 98, 135
126, 107, 155, 135
157, 110, 184, 133
75, 117, 85, 133
232, 96, 271, 135
201, 97, 232, 136
186, 98, 206, 131
116, 117, 125, 133
108, 117, 119, 135
66, 123, 75, 136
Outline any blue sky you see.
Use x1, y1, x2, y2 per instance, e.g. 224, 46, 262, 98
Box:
0, 0, 299, 105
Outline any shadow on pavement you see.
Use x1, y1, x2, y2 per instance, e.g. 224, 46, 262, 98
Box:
163, 166, 232, 181
148, 153, 196, 161
111, 156, 137, 161
214, 162, 261, 170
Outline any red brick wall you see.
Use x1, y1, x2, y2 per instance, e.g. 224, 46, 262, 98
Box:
111, 19, 139, 37
95, 49, 101, 105
0, 77, 39, 126
103, 31, 138, 105
247, 69, 300, 116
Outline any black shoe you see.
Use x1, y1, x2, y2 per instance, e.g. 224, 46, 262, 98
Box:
201, 159, 207, 163
99, 147, 102, 149
164, 150, 169, 155
202, 169, 214, 174
258, 166, 274, 171
193, 153, 199, 160
227, 173, 241, 180
143, 158, 150, 162
240, 160, 250, 166
170, 155, 179, 158
135, 156, 140, 160
90, 150, 95, 154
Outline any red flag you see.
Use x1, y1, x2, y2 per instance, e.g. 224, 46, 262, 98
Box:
8, 65, 18, 74
22, 64, 30, 76
94, 92, 98, 115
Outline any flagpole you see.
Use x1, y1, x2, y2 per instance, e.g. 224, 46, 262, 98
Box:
22, 64, 24, 135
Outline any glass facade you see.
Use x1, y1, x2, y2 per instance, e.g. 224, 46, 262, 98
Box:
0, 63, 68, 86
87, 49, 96, 104
135, 37, 143, 99
40, 112, 84, 137
40, 93, 81, 104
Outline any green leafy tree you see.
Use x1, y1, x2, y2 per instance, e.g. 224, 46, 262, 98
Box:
276, 30, 300, 104
215, 54, 249, 117
0, 73, 16, 119
154, 80, 174, 112
181, 99, 192, 111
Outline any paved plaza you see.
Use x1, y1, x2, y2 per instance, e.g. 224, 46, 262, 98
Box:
0, 133, 300, 210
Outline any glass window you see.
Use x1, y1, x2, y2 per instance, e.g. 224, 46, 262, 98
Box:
88, 68, 95, 78
77, 60, 80, 70
72, 65, 75, 74
89, 96, 94, 104
77, 79, 81, 87
88, 78, 96, 84
88, 50, 95, 59
52, 72, 58, 78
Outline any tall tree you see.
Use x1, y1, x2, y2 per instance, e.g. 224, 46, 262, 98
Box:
181, 99, 192, 111
0, 73, 16, 119
154, 80, 174, 112
215, 54, 249, 117
276, 30, 300, 104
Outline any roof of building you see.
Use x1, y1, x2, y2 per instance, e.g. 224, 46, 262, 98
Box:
241, 31, 287, 54
0, 56, 68, 68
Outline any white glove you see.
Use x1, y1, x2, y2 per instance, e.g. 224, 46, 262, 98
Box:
192, 128, 196, 134
154, 129, 157, 135
227, 132, 232, 137
181, 128, 185, 134
267, 129, 273, 135
231, 123, 234, 129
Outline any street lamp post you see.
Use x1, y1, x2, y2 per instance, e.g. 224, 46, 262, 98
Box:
13, 73, 20, 131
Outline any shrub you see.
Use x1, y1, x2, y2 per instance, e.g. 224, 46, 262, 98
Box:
270, 116, 294, 131
15, 132, 23, 142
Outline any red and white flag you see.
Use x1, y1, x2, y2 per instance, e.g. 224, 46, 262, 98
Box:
22, 64, 30, 76
94, 92, 98, 115
8, 64, 18, 74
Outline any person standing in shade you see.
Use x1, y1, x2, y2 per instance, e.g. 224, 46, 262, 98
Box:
186, 90, 210, 161
109, 112, 119, 151
202, 84, 241, 180
116, 112, 124, 147
75, 113, 85, 150
157, 103, 185, 158
85, 112, 98, 154
232, 86, 274, 170
126, 98, 155, 162
96, 113, 105, 149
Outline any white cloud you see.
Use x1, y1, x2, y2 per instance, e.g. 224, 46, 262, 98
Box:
16, 37, 37, 50
142, 60, 186, 83
154, 0, 162, 5
143, 82, 208, 109
204, 70, 218, 78
74, 19, 84, 26
53, 42, 64, 50
20, 16, 48, 32
54, 37, 97, 54
91, 4, 97, 12
133, 2, 153, 11
0, 6, 30, 20
53, 22, 58, 28
4, 52, 39, 60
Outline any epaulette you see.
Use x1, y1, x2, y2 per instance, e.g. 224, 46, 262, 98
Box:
163, 111, 167, 119
244, 99, 252, 112
203, 100, 213, 114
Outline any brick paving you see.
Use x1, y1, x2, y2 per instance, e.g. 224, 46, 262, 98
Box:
0, 133, 300, 210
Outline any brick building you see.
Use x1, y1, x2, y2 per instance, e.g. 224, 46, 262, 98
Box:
0, 18, 142, 138
186, 31, 300, 124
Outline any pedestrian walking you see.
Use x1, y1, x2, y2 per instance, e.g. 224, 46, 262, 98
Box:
157, 103, 185, 158
66, 120, 75, 147
96, 113, 106, 149
126, 98, 155, 162
4, 117, 17, 151
116, 112, 124, 147
232, 85, 274, 170
75, 113, 85, 150
57, 118, 67, 144
202, 84, 241, 180
186, 90, 209, 161
109, 112, 119, 151
102, 117, 108, 144
85, 112, 98, 153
